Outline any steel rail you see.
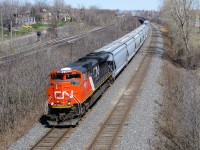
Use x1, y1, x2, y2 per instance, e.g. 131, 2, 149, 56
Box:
30, 127, 72, 150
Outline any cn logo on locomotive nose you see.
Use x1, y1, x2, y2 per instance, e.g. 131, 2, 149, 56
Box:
54, 90, 74, 99
93, 65, 100, 77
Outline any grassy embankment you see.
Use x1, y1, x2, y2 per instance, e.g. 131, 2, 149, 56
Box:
154, 26, 200, 149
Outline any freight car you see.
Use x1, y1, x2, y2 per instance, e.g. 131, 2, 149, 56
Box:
43, 21, 150, 126
96, 22, 149, 78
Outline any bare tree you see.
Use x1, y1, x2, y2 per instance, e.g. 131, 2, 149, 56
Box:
160, 0, 196, 54
0, 2, 3, 39
33, 0, 48, 23
1, 1, 13, 32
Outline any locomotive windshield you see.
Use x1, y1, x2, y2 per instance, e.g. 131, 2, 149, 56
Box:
51, 74, 64, 80
51, 73, 81, 80
66, 74, 81, 79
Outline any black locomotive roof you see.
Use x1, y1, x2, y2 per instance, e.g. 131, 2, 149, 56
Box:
67, 59, 98, 73
84, 52, 109, 63
67, 52, 109, 73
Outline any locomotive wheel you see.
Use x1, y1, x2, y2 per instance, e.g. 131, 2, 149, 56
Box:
80, 105, 86, 116
85, 102, 90, 112
110, 77, 115, 84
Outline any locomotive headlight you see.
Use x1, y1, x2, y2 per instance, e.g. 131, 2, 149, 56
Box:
67, 99, 71, 106
51, 102, 54, 106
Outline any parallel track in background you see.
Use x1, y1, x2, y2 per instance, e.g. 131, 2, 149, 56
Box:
0, 23, 115, 65
31, 127, 73, 150
87, 24, 157, 150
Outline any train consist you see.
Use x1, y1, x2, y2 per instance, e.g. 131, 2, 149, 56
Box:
43, 21, 150, 126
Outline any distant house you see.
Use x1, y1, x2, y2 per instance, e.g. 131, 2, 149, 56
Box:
42, 12, 71, 23
16, 16, 36, 26
42, 13, 51, 23
196, 15, 200, 27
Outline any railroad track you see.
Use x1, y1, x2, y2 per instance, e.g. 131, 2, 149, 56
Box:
31, 127, 73, 150
30, 107, 92, 150
87, 24, 157, 150
0, 23, 115, 65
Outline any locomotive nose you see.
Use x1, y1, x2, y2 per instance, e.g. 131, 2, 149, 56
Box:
52, 81, 74, 108
54, 82, 71, 100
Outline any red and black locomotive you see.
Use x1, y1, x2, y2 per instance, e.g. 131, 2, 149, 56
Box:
45, 52, 112, 126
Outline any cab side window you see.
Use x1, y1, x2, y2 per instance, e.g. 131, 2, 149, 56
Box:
83, 73, 86, 80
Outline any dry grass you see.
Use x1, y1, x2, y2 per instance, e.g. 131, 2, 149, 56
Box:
153, 28, 200, 150
155, 60, 200, 150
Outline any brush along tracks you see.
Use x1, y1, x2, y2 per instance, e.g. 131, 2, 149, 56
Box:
31, 127, 73, 150
87, 24, 157, 150
0, 24, 114, 66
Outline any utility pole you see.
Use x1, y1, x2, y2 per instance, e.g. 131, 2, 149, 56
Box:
27, 6, 30, 25
0, 5, 3, 40
10, 0, 13, 38
10, 20, 12, 38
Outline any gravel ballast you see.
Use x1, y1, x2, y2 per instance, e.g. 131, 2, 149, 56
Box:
8, 124, 50, 150
117, 25, 164, 150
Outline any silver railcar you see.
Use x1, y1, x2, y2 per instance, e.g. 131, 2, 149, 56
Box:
95, 22, 150, 78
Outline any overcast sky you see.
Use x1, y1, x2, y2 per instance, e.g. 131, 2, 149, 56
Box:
48, 0, 160, 10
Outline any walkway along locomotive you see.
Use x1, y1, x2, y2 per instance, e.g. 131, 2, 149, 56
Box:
42, 21, 150, 126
